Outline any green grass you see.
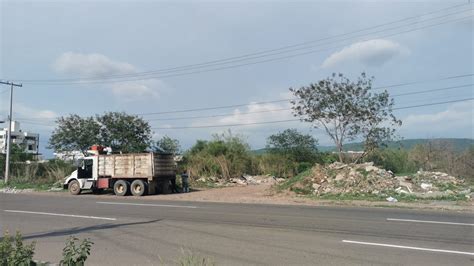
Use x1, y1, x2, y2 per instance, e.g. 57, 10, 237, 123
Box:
395, 172, 416, 177
177, 249, 215, 266
0, 180, 60, 191
308, 191, 470, 203
434, 182, 459, 191
356, 168, 369, 178
276, 169, 311, 191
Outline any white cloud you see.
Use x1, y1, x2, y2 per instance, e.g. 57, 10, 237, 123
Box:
53, 52, 136, 77
400, 101, 474, 138
53, 52, 166, 100
218, 102, 292, 125
0, 103, 58, 131
321, 39, 407, 68
109, 79, 166, 102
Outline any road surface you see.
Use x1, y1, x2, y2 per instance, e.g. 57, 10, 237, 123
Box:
0, 192, 473, 265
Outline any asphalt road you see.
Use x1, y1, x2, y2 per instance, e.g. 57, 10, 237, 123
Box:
0, 193, 473, 265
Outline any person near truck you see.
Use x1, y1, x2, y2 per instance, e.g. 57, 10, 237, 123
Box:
181, 170, 189, 193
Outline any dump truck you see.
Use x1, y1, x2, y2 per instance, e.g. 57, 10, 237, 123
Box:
63, 152, 176, 196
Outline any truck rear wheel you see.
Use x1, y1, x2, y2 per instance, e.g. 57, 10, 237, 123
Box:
114, 180, 129, 196
131, 179, 147, 196
68, 180, 81, 195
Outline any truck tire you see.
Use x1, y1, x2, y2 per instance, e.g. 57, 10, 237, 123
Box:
131, 179, 147, 196
114, 180, 129, 196
68, 180, 81, 195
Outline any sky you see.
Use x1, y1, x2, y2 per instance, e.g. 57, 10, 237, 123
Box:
0, 0, 473, 158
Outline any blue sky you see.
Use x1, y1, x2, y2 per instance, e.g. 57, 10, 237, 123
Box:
0, 0, 473, 158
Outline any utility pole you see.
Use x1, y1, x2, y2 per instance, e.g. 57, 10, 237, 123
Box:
0, 81, 22, 183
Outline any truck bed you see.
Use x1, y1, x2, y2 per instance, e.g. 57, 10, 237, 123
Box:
97, 153, 175, 180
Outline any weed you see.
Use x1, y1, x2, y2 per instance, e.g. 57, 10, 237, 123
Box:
177, 249, 215, 266
60, 236, 94, 266
0, 231, 36, 266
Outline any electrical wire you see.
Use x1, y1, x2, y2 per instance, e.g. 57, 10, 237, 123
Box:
14, 76, 474, 121
18, 97, 474, 128
18, 3, 468, 83
15, 7, 473, 85
147, 98, 474, 129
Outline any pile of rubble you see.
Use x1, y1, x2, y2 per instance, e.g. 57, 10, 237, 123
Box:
395, 171, 470, 198
288, 162, 471, 199
309, 162, 398, 195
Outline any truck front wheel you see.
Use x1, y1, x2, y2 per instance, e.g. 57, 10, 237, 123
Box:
131, 179, 147, 196
68, 180, 81, 195
114, 180, 129, 196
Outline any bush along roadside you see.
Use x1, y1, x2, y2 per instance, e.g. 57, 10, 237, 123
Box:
0, 230, 93, 266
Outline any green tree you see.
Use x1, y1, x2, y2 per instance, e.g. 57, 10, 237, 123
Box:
154, 136, 181, 154
290, 73, 401, 162
49, 115, 101, 155
49, 112, 152, 154
266, 129, 318, 163
97, 112, 152, 153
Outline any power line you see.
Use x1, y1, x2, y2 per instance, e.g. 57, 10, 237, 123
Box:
137, 74, 474, 116
150, 98, 474, 129
392, 84, 473, 96
141, 84, 474, 122
393, 97, 473, 110
13, 74, 474, 121
16, 7, 473, 85
18, 3, 468, 83
17, 97, 474, 129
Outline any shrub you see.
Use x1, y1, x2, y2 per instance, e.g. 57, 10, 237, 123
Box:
184, 131, 252, 180
60, 236, 94, 266
0, 231, 36, 265
177, 249, 214, 266
365, 148, 417, 174
252, 153, 298, 178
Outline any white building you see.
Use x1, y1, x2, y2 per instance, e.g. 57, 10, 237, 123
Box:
0, 121, 40, 154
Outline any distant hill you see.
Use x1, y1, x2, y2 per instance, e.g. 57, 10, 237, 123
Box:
254, 138, 474, 154
320, 138, 474, 152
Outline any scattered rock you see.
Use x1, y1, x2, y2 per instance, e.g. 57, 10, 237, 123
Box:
420, 183, 433, 191
0, 187, 34, 194
386, 196, 398, 203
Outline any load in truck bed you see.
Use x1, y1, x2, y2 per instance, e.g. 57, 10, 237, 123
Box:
98, 153, 175, 179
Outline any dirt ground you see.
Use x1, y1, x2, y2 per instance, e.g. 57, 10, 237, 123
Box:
144, 183, 473, 211
4, 182, 473, 211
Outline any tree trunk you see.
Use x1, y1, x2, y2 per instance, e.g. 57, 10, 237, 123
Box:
336, 143, 343, 163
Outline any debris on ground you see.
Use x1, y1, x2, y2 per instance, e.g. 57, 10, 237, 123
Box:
282, 162, 471, 199
0, 187, 34, 194
229, 175, 283, 186
386, 196, 398, 203
194, 175, 284, 187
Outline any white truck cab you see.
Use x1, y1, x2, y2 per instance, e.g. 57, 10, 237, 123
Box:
63, 156, 98, 194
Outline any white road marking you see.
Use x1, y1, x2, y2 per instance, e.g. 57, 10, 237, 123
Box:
342, 240, 474, 256
387, 218, 474, 226
96, 201, 198, 209
4, 210, 116, 221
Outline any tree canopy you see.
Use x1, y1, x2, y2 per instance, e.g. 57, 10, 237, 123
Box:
290, 73, 401, 162
266, 129, 318, 163
154, 136, 181, 155
49, 112, 152, 154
